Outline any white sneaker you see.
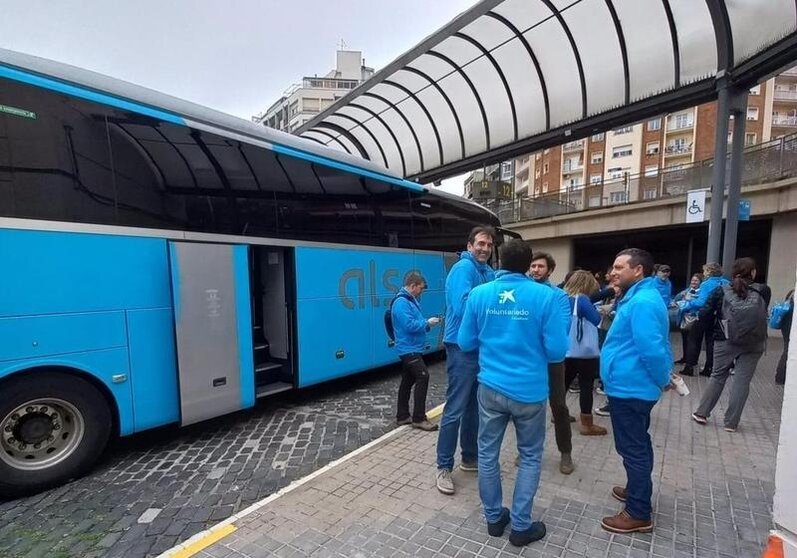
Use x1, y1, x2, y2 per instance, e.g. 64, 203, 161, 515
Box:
436, 469, 455, 495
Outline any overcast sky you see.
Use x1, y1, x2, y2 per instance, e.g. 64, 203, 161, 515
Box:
0, 0, 473, 194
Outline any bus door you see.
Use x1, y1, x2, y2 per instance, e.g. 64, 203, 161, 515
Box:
168, 242, 255, 425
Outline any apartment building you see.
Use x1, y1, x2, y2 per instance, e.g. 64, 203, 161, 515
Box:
521, 67, 795, 208
253, 50, 374, 133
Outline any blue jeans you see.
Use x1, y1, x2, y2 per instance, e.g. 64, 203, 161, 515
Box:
608, 396, 657, 521
436, 343, 479, 470
477, 384, 546, 532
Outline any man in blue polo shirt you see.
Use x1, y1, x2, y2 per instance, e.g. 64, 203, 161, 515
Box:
600, 248, 672, 534
458, 239, 568, 547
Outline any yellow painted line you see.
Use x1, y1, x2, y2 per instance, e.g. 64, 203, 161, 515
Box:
427, 402, 445, 420
169, 524, 237, 558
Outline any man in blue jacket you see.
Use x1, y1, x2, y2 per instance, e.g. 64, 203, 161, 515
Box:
678, 262, 729, 376
528, 252, 575, 474
392, 273, 442, 431
653, 264, 672, 306
436, 226, 495, 495
458, 239, 568, 547
600, 248, 672, 534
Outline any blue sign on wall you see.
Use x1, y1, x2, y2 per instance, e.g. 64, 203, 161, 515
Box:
739, 199, 751, 221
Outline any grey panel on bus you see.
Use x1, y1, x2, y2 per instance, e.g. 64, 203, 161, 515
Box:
170, 242, 244, 426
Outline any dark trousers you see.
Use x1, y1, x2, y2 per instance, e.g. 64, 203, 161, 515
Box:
608, 397, 657, 521
776, 329, 790, 384
680, 330, 689, 359
397, 353, 430, 423
564, 357, 599, 415
548, 362, 572, 454
685, 322, 714, 372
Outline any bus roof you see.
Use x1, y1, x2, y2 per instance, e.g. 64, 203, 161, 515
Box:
0, 48, 481, 208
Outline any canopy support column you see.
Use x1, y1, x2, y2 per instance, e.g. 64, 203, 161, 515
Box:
707, 83, 730, 264
722, 89, 749, 273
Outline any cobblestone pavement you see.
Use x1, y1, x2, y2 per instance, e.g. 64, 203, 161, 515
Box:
191, 338, 785, 558
0, 356, 449, 558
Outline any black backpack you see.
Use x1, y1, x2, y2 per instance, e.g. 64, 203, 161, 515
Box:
721, 284, 768, 345
384, 292, 414, 341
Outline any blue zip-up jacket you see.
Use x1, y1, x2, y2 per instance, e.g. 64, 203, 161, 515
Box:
458, 271, 569, 403
654, 277, 672, 306
600, 277, 673, 401
681, 275, 729, 313
391, 287, 429, 356
443, 252, 495, 345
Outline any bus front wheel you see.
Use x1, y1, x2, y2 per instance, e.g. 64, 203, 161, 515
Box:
0, 372, 112, 499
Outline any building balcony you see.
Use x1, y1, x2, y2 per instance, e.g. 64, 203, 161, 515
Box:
774, 90, 797, 101
667, 121, 694, 132
563, 140, 585, 152
772, 115, 797, 127
664, 145, 693, 157
562, 163, 584, 174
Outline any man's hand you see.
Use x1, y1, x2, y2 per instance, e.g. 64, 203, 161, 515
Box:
427, 317, 441, 327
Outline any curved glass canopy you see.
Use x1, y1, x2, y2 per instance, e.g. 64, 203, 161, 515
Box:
298, 0, 797, 183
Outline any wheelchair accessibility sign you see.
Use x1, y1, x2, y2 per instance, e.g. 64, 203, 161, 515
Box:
685, 190, 707, 223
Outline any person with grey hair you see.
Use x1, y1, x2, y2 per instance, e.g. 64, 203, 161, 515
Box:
678, 263, 729, 377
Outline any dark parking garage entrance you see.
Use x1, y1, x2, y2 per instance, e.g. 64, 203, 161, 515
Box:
572, 219, 772, 292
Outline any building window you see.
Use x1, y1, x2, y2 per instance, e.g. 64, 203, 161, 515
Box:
614, 126, 633, 135
591, 133, 605, 142
535, 152, 541, 160
543, 163, 549, 174
542, 181, 549, 193
746, 107, 759, 121
750, 84, 761, 95
590, 174, 602, 184
607, 167, 624, 179
610, 191, 628, 203
643, 189, 657, 200
590, 152, 603, 164
671, 112, 694, 129
501, 161, 513, 180
745, 133, 757, 146
647, 118, 661, 131
534, 186, 541, 196
543, 148, 550, 155
644, 165, 658, 177
535, 168, 541, 179
612, 145, 633, 158
646, 141, 660, 155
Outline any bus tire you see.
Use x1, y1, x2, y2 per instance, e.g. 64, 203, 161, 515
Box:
0, 371, 112, 499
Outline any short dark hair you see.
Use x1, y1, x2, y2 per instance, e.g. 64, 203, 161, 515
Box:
404, 272, 426, 287
468, 225, 496, 245
616, 248, 654, 277
500, 239, 533, 274
531, 251, 556, 272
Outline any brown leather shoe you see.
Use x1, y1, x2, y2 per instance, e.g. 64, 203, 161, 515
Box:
600, 510, 653, 533
579, 414, 608, 436
411, 420, 439, 431
611, 486, 627, 502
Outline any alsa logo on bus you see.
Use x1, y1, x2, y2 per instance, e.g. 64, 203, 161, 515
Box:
339, 261, 422, 309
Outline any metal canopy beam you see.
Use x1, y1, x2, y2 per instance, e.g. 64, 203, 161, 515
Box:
296, 0, 797, 183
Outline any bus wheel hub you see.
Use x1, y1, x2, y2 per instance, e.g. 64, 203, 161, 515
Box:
0, 399, 85, 471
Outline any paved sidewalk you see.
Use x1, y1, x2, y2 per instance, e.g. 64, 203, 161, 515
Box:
167, 342, 784, 558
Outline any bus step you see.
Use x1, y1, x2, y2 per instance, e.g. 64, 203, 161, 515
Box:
256, 381, 293, 398
255, 362, 282, 373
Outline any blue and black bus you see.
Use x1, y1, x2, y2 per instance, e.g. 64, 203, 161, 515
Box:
0, 48, 504, 497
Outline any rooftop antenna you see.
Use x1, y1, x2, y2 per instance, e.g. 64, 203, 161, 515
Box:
337, 38, 347, 51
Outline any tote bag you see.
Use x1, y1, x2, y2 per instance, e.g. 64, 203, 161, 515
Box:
566, 295, 600, 358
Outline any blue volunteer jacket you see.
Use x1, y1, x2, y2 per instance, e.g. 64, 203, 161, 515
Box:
443, 252, 495, 345
458, 271, 569, 403
391, 287, 429, 356
600, 277, 673, 401
681, 275, 730, 313
654, 277, 672, 306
